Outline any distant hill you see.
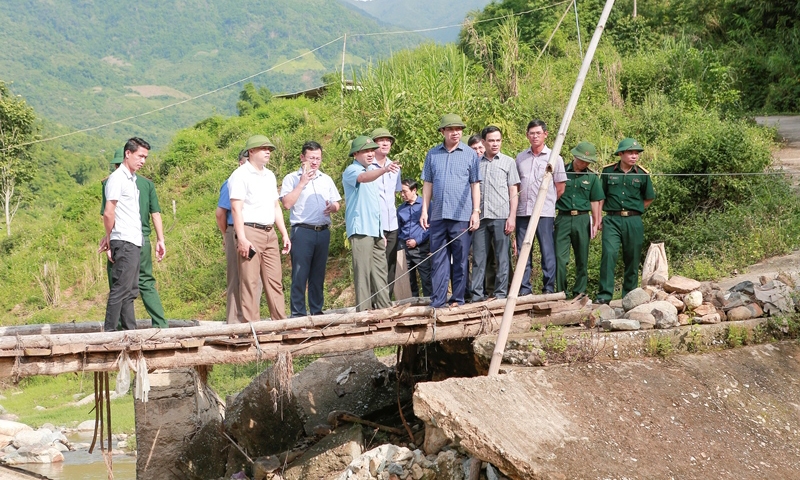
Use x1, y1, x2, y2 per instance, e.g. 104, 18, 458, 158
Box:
340, 0, 493, 43
0, 0, 420, 146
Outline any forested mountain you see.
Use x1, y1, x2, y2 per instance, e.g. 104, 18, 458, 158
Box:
0, 0, 420, 146
340, 0, 493, 42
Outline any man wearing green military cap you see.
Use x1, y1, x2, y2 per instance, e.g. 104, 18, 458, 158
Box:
370, 127, 402, 298
229, 134, 291, 321
343, 135, 401, 311
99, 143, 168, 328
595, 137, 655, 304
554, 141, 605, 298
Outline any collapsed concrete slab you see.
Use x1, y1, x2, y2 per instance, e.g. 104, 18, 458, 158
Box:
414, 341, 800, 479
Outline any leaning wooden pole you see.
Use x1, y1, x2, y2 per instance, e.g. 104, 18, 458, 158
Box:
489, 0, 617, 376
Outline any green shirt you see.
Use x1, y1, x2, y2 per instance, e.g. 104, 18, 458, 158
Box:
555, 162, 605, 212
600, 162, 655, 214
101, 175, 162, 236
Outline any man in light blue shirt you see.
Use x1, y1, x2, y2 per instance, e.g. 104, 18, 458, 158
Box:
343, 136, 400, 312
420, 114, 482, 308
280, 141, 341, 317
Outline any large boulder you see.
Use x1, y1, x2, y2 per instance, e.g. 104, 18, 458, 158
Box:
622, 288, 651, 312
664, 276, 702, 294
473, 334, 545, 369
626, 301, 679, 329
177, 418, 228, 480
683, 291, 703, 310
2, 445, 64, 464
601, 319, 641, 331
622, 312, 655, 329
0, 420, 31, 437
754, 280, 795, 315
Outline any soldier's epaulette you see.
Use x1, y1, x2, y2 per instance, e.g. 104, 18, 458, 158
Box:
635, 165, 650, 174
101, 176, 110, 183
601, 162, 617, 170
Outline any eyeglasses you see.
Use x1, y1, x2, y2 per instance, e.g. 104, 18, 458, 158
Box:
527, 131, 546, 137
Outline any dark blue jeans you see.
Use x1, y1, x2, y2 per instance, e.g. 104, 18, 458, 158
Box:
104, 240, 140, 331
289, 226, 330, 317
515, 216, 556, 295
429, 219, 471, 307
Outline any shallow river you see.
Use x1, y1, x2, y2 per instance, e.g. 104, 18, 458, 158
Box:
17, 432, 135, 480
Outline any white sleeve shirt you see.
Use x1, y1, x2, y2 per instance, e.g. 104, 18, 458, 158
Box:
228, 161, 279, 225
105, 164, 142, 246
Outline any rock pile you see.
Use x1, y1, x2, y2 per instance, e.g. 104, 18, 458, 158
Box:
335, 445, 507, 480
595, 274, 798, 332
0, 421, 68, 465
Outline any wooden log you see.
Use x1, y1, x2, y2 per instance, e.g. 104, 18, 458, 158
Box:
0, 312, 533, 378
0, 319, 198, 337
531, 307, 593, 326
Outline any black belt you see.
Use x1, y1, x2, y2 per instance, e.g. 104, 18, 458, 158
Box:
558, 210, 589, 216
227, 224, 233, 227
606, 210, 641, 217
295, 223, 329, 231
244, 222, 274, 231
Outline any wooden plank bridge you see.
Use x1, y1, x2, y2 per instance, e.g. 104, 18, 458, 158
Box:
0, 293, 589, 379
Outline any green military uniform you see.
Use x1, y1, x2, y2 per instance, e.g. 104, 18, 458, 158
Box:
554, 142, 604, 297
101, 148, 167, 328
596, 138, 656, 303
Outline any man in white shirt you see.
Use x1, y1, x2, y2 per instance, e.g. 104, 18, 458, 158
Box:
102, 137, 149, 331
280, 141, 341, 317
229, 135, 291, 321
371, 128, 402, 298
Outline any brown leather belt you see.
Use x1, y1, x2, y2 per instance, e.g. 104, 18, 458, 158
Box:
606, 210, 641, 217
244, 222, 274, 231
558, 210, 589, 216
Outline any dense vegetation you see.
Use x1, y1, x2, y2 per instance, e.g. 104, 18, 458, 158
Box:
0, 0, 799, 326
0, 0, 420, 145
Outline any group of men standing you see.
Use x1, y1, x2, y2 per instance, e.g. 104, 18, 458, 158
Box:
99, 115, 656, 329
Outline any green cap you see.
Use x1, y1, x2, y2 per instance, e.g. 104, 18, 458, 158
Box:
371, 127, 395, 142
570, 141, 598, 163
438, 113, 466, 130
349, 135, 379, 157
110, 147, 124, 165
614, 137, 644, 155
244, 135, 276, 151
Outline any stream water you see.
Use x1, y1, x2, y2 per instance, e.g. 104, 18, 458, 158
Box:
17, 432, 135, 480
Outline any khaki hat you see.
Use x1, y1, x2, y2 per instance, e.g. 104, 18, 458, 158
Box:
371, 127, 395, 142
244, 135, 276, 151
438, 113, 466, 130
110, 147, 124, 165
614, 137, 644, 155
570, 141, 598, 163
349, 135, 379, 157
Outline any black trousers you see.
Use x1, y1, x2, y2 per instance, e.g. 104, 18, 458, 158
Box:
104, 240, 141, 331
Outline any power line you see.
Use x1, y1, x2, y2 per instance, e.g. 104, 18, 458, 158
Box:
2, 0, 575, 151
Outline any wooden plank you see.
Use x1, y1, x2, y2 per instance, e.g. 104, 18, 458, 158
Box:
23, 348, 51, 356
179, 339, 205, 349
256, 334, 282, 343
396, 319, 431, 327
51, 344, 87, 355
282, 330, 323, 340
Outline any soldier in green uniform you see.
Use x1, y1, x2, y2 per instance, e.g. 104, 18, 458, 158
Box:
554, 141, 605, 298
100, 147, 168, 328
595, 138, 655, 304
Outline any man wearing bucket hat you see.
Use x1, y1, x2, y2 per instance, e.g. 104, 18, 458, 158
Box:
420, 114, 482, 308
229, 135, 291, 320
370, 127, 402, 298
343, 135, 401, 311
554, 141, 605, 299
595, 138, 656, 304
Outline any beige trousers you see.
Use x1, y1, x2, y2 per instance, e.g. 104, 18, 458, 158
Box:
237, 225, 286, 321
